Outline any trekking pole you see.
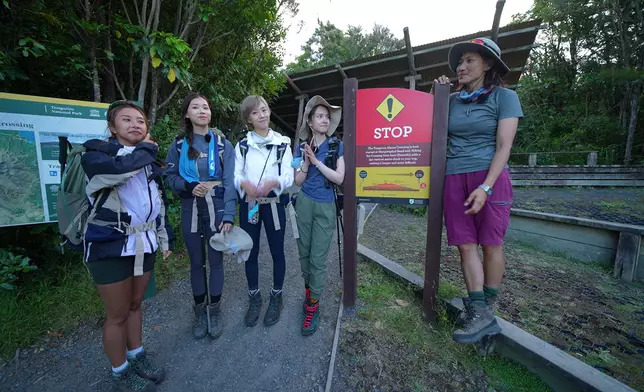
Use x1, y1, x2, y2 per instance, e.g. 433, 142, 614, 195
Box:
198, 211, 211, 334
333, 186, 344, 277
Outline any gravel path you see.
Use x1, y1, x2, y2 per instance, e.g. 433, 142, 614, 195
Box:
0, 219, 343, 392
513, 187, 644, 226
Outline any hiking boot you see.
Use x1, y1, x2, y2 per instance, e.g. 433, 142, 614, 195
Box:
245, 291, 263, 327
192, 303, 208, 339
303, 287, 311, 313
486, 295, 498, 315
111, 363, 156, 392
264, 291, 283, 326
456, 297, 473, 327
453, 301, 501, 344
129, 350, 165, 384
302, 302, 320, 336
208, 301, 223, 339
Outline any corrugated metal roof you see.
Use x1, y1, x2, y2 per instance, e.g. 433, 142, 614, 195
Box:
270, 19, 542, 138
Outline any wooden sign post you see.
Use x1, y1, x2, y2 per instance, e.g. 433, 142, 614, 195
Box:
342, 78, 450, 321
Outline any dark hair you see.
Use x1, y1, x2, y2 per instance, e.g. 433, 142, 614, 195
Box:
306, 104, 328, 144
107, 101, 149, 141
455, 51, 505, 92
180, 92, 212, 160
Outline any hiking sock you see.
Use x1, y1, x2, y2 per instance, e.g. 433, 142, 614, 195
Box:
112, 360, 128, 374
271, 288, 282, 296
468, 291, 486, 306
249, 288, 260, 296
194, 293, 206, 305
210, 294, 221, 304
126, 346, 143, 360
483, 285, 499, 300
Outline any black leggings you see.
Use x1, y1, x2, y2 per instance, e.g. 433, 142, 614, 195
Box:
239, 196, 287, 291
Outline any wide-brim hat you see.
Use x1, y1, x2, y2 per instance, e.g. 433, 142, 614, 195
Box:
209, 226, 253, 263
448, 37, 510, 78
299, 95, 342, 141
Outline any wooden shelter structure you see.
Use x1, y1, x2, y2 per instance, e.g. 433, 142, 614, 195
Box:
269, 18, 542, 142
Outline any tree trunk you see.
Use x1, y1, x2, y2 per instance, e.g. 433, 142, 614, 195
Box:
138, 56, 149, 105
624, 81, 641, 165
85, 0, 101, 102
99, 2, 115, 102
148, 69, 159, 125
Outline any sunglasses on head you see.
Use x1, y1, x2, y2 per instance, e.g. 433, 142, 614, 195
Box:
108, 100, 141, 111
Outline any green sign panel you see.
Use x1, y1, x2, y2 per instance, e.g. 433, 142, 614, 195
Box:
0, 93, 109, 227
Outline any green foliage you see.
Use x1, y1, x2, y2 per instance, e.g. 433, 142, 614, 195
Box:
286, 20, 404, 73
0, 249, 37, 290
511, 0, 644, 165
0, 0, 296, 124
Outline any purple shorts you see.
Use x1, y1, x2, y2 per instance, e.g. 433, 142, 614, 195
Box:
443, 168, 512, 246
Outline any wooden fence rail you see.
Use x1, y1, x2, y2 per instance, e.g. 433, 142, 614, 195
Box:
509, 165, 644, 187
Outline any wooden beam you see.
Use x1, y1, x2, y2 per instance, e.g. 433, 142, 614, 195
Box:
294, 95, 306, 148
283, 72, 302, 95
491, 0, 506, 42
270, 111, 296, 134
334, 64, 348, 79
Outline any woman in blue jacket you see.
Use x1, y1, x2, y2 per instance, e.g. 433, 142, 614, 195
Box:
82, 100, 173, 392
164, 92, 237, 341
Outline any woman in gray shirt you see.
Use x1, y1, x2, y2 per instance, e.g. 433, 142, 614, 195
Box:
434, 37, 523, 344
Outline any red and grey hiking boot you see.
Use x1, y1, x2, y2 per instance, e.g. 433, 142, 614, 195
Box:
302, 287, 311, 313
302, 302, 320, 336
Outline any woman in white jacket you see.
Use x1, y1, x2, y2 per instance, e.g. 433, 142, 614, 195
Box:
234, 95, 294, 327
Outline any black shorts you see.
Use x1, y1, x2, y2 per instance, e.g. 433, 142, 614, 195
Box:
87, 252, 156, 285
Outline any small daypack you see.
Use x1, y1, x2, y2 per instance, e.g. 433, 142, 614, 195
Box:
56, 137, 110, 252
176, 130, 226, 170
239, 138, 288, 175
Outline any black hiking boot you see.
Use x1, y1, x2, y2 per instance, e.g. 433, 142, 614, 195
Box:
245, 290, 263, 327
456, 297, 473, 327
264, 290, 283, 326
208, 301, 223, 339
129, 350, 165, 384
192, 303, 208, 339
111, 363, 156, 392
453, 301, 501, 344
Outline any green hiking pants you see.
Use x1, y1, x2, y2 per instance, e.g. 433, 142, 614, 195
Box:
295, 192, 336, 300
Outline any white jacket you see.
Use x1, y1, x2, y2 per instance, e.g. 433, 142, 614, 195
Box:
234, 129, 294, 199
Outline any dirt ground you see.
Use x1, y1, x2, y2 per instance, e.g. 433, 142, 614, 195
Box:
330, 260, 549, 392
358, 206, 644, 391
512, 187, 644, 226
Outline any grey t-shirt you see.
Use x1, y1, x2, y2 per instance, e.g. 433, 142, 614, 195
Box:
445, 87, 523, 175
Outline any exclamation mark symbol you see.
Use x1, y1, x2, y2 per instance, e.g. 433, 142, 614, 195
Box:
387, 98, 393, 119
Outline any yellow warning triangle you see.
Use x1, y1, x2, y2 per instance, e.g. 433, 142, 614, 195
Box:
376, 94, 405, 122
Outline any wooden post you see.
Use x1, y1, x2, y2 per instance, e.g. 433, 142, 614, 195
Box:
342, 78, 358, 312
403, 27, 421, 90
529, 153, 537, 167
293, 95, 306, 149
614, 232, 641, 282
587, 152, 598, 167
423, 82, 450, 322
491, 0, 506, 42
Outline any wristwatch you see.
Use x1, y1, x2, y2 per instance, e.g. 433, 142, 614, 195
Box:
478, 184, 493, 195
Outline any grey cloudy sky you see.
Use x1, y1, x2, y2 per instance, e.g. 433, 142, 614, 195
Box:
281, 0, 534, 64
